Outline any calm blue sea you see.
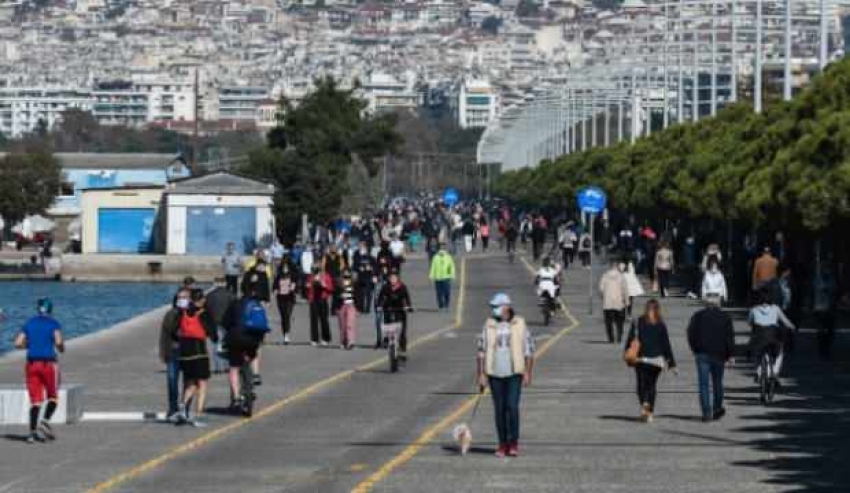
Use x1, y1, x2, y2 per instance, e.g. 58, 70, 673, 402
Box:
0, 282, 181, 355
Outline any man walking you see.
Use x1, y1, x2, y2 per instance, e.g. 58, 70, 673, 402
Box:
221, 242, 242, 295
599, 260, 629, 343
687, 293, 735, 422
429, 244, 456, 312
15, 298, 64, 443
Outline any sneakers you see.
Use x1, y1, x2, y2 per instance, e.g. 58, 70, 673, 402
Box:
640, 403, 652, 423
174, 406, 189, 426
494, 444, 507, 458
713, 407, 727, 421
311, 341, 318, 347
191, 417, 208, 428
26, 432, 43, 444
320, 340, 329, 347
507, 442, 519, 457
283, 334, 291, 345
38, 421, 55, 441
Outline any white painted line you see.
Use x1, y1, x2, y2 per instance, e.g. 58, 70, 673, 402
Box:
82, 412, 165, 422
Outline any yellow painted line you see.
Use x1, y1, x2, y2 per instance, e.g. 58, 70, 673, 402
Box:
87, 257, 469, 493
351, 256, 580, 493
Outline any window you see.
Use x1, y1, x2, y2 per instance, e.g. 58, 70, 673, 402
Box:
59, 182, 75, 197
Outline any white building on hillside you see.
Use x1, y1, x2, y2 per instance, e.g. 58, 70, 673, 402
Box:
360, 72, 420, 113
0, 87, 93, 138
453, 79, 499, 129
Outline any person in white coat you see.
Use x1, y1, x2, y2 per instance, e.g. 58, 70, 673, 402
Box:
624, 259, 644, 318
701, 260, 728, 304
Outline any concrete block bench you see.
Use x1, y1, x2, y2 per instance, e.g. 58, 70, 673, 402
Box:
0, 384, 84, 425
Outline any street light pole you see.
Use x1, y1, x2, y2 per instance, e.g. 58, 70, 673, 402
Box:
784, 0, 793, 100
755, 0, 764, 113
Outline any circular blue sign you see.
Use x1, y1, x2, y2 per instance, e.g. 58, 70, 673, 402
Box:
443, 188, 460, 207
577, 187, 607, 214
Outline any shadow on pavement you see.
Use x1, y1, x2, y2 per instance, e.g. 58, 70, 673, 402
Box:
728, 330, 850, 492
2, 433, 32, 443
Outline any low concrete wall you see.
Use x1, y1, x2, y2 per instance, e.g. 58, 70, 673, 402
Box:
0, 384, 85, 425
61, 254, 224, 283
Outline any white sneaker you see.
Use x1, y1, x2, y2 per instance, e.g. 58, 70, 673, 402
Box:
320, 341, 329, 347
311, 341, 318, 347
283, 334, 291, 344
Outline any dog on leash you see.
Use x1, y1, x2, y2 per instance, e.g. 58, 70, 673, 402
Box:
452, 423, 473, 455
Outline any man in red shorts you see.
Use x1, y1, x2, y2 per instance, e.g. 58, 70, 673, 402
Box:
15, 298, 64, 443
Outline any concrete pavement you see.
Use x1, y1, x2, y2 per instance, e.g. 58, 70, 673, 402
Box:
2, 251, 848, 493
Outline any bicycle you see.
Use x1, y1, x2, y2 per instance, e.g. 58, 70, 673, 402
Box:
757, 343, 781, 405
379, 307, 413, 373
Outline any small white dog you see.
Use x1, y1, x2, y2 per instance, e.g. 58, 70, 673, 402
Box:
452, 423, 473, 455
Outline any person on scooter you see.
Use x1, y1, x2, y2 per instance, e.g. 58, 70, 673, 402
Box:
535, 257, 561, 312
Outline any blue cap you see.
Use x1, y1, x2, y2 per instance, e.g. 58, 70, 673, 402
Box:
489, 293, 512, 307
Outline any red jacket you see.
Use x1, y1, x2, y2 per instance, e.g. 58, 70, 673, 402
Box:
306, 273, 334, 302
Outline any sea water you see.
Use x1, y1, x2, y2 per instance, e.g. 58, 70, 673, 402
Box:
0, 282, 179, 355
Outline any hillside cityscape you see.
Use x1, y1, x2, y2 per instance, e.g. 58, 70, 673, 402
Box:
1, 0, 845, 144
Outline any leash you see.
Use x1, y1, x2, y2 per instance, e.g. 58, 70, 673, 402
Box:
469, 390, 485, 422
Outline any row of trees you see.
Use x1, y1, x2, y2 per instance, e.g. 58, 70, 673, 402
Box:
494, 56, 850, 236
241, 77, 402, 240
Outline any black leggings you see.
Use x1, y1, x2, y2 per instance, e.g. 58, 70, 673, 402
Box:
657, 269, 672, 297
635, 364, 662, 411
277, 295, 295, 336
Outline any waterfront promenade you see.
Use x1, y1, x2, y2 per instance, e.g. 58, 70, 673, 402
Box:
1, 254, 848, 492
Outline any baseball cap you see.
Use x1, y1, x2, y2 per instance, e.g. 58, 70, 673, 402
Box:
489, 293, 512, 307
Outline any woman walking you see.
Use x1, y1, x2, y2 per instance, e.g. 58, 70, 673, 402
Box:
273, 257, 297, 345
624, 299, 676, 423
175, 289, 217, 427
655, 241, 675, 297
337, 271, 358, 350
306, 265, 334, 346
476, 293, 535, 458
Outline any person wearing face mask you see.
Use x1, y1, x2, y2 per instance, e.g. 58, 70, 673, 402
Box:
701, 259, 728, 305
476, 293, 535, 458
160, 288, 191, 422
599, 259, 630, 343
174, 289, 217, 427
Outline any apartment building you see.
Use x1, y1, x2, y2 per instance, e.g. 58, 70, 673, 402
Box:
452, 78, 499, 129
217, 85, 270, 121
360, 72, 421, 113
0, 87, 92, 138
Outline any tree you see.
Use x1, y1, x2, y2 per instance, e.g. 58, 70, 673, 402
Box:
481, 16, 503, 35
0, 152, 62, 237
515, 0, 539, 17
247, 77, 402, 239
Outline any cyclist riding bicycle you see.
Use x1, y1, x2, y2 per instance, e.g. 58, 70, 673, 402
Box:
535, 257, 561, 300
376, 271, 413, 361
748, 289, 794, 385
223, 287, 267, 415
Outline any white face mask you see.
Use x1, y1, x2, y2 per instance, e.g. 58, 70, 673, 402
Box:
618, 263, 626, 272
176, 298, 190, 309
492, 306, 503, 319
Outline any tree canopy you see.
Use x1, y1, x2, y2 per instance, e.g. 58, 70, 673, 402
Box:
494, 56, 850, 233
244, 77, 402, 239
0, 152, 62, 233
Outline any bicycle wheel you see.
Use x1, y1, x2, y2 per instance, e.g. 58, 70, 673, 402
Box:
389, 340, 399, 373
240, 364, 255, 417
758, 356, 769, 405
766, 363, 777, 404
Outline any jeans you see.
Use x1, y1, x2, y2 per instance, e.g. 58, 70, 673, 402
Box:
489, 375, 523, 446
635, 364, 661, 411
166, 356, 180, 416
434, 280, 451, 309
603, 309, 625, 343
225, 275, 239, 295
695, 353, 725, 418
357, 284, 374, 314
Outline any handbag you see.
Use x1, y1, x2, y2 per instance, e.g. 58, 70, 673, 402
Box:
623, 320, 641, 367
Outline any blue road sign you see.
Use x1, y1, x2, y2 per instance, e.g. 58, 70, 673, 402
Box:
443, 188, 460, 207
577, 187, 607, 214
